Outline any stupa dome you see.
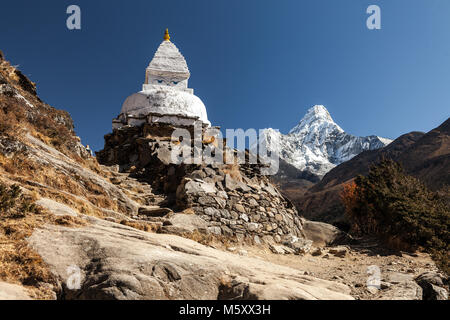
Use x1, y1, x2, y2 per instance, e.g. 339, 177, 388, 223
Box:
114, 29, 210, 129
120, 88, 209, 125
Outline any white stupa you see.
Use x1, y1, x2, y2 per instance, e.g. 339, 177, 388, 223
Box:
113, 29, 210, 129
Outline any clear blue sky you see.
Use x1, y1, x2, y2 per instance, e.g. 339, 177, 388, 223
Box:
1, 0, 449, 151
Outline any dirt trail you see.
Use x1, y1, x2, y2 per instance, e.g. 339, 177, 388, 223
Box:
213, 241, 439, 300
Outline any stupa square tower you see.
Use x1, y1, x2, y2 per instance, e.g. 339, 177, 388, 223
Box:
144, 29, 192, 94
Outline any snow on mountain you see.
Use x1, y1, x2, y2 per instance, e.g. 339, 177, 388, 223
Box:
258, 105, 392, 178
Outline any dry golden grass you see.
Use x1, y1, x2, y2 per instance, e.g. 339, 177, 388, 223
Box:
1, 62, 127, 217
119, 220, 160, 233
202, 135, 215, 145
222, 163, 242, 182
0, 153, 125, 216
0, 241, 56, 299
0, 181, 91, 299
182, 207, 195, 215
32, 187, 104, 217
51, 215, 88, 228
0, 210, 51, 299
0, 210, 88, 299
181, 230, 235, 247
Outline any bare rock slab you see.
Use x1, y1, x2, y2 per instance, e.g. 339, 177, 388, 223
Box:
27, 217, 353, 300
0, 282, 32, 300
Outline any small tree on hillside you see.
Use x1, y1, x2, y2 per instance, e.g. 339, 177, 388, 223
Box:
341, 159, 449, 273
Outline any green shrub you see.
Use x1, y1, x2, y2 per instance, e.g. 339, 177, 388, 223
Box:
342, 159, 449, 274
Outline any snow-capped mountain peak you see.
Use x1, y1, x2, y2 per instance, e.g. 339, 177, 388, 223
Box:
259, 105, 392, 179
289, 105, 342, 135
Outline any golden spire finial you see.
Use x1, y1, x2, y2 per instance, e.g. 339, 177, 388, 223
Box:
164, 28, 171, 42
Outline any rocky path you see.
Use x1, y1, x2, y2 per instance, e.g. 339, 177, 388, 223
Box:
218, 241, 447, 300
103, 167, 167, 208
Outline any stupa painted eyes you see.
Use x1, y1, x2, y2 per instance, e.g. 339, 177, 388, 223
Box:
65, 4, 381, 31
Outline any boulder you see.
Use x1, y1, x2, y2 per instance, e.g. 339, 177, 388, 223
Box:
302, 220, 344, 247
204, 207, 221, 218
269, 244, 288, 255
224, 174, 250, 192
247, 223, 260, 232
311, 248, 323, 256
155, 144, 174, 165
247, 198, 259, 207
415, 272, 448, 300
224, 174, 239, 191
283, 235, 313, 255
203, 167, 217, 177
161, 213, 209, 235
375, 272, 423, 300
190, 170, 207, 180
214, 197, 226, 208
263, 184, 278, 197
376, 282, 423, 300
184, 180, 217, 194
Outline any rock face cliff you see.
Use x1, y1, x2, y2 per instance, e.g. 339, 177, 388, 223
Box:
259, 105, 391, 181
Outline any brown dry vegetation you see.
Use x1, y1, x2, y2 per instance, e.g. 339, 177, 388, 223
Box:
0, 154, 119, 217
119, 220, 160, 233
0, 182, 88, 299
0, 56, 114, 298
181, 230, 236, 247
0, 57, 104, 175
222, 163, 243, 182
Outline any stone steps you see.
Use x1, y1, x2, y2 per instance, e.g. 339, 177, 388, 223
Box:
99, 164, 170, 208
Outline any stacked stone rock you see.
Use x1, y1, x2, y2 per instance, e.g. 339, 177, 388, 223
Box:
97, 124, 305, 246
177, 166, 304, 244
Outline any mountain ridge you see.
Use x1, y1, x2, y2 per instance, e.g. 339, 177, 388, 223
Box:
259, 105, 392, 180
284, 117, 450, 226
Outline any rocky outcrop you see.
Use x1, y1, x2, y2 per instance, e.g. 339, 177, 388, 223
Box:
374, 272, 423, 300
27, 216, 353, 300
415, 272, 449, 300
301, 219, 347, 247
